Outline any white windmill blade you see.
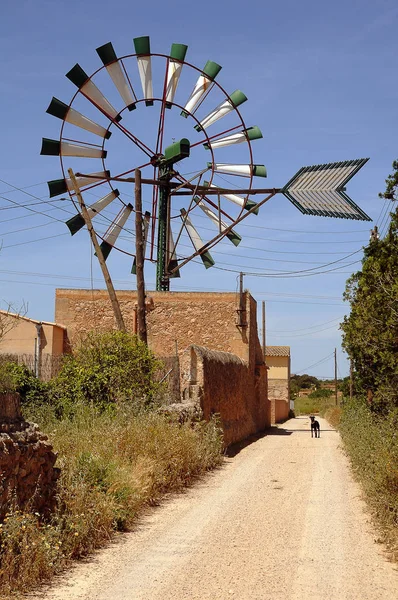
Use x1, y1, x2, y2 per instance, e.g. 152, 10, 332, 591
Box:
203, 180, 259, 214
194, 197, 241, 246
66, 189, 120, 235
133, 36, 154, 106
203, 126, 262, 150
194, 90, 247, 132
181, 60, 222, 117
41, 138, 106, 159
210, 163, 267, 178
165, 43, 188, 108
168, 227, 180, 278
46, 97, 111, 139
47, 170, 110, 198
282, 159, 371, 221
99, 204, 133, 260
96, 42, 136, 111
180, 208, 215, 269
132, 211, 151, 274
66, 64, 120, 121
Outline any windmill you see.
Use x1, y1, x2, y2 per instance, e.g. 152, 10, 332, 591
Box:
41, 36, 371, 295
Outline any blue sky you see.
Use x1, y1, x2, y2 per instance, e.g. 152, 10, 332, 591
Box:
0, 0, 397, 378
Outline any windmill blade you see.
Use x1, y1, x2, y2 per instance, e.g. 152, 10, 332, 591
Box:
66, 189, 120, 235
133, 36, 153, 106
41, 138, 106, 159
209, 163, 267, 178
46, 97, 111, 139
203, 181, 259, 214
203, 126, 262, 150
168, 227, 180, 278
99, 204, 133, 260
194, 197, 241, 246
165, 43, 188, 108
96, 42, 136, 111
282, 158, 371, 221
132, 210, 151, 274
194, 90, 247, 132
181, 60, 222, 118
66, 64, 120, 121
180, 208, 214, 269
47, 170, 110, 197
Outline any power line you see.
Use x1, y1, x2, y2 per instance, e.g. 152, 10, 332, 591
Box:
295, 352, 335, 374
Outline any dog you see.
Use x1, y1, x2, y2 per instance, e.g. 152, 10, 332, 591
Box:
310, 415, 320, 438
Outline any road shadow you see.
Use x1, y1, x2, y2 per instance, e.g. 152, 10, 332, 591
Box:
226, 426, 292, 457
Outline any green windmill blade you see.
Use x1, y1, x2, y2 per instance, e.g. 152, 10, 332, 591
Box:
98, 204, 133, 261
66, 189, 120, 235
96, 42, 137, 111
133, 36, 154, 106
180, 208, 215, 269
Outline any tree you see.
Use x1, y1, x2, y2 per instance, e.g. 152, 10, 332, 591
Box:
341, 161, 398, 413
49, 330, 164, 412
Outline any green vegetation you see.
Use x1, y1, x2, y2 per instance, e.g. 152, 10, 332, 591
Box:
0, 332, 224, 598
324, 400, 398, 560
341, 161, 398, 414
293, 388, 336, 416
331, 161, 398, 561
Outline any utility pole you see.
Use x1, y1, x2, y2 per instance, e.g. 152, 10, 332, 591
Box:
134, 168, 147, 344
349, 359, 353, 401
334, 348, 338, 406
238, 272, 246, 328
262, 300, 266, 361
68, 168, 126, 332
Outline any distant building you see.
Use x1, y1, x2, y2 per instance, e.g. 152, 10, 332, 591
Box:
0, 310, 66, 380
265, 346, 291, 423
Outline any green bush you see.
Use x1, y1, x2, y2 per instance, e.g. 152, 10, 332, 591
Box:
308, 388, 334, 399
339, 398, 398, 558
48, 331, 164, 414
0, 359, 48, 403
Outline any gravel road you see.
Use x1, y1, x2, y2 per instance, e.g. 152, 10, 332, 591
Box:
34, 416, 398, 600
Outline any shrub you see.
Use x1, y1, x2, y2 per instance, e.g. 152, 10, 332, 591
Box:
0, 359, 48, 403
308, 388, 334, 399
339, 398, 398, 558
48, 331, 164, 414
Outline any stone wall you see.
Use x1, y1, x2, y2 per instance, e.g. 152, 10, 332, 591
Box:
55, 290, 253, 362
56, 289, 270, 446
0, 393, 59, 519
180, 345, 269, 448
269, 380, 290, 424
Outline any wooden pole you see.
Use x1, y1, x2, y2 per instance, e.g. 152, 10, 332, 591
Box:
334, 348, 338, 406
68, 168, 126, 332
134, 168, 147, 344
238, 272, 246, 328
262, 300, 266, 361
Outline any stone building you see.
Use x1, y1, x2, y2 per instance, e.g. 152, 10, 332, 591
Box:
55, 289, 270, 446
265, 346, 291, 423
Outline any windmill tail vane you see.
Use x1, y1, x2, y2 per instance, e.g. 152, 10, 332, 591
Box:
281, 158, 371, 222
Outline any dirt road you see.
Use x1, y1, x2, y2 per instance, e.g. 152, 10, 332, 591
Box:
36, 417, 398, 600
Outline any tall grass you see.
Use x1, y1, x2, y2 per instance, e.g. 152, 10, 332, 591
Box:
323, 398, 398, 561
0, 405, 223, 598
293, 395, 336, 416
338, 399, 398, 560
